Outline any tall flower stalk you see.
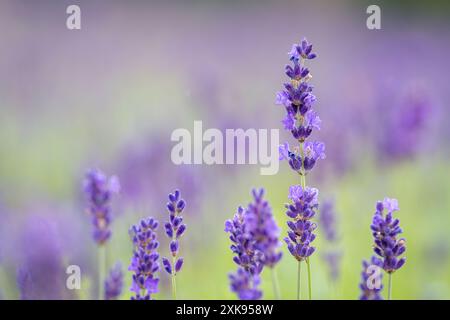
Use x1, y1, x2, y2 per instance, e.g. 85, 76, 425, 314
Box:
162, 190, 186, 300
128, 217, 160, 300
370, 198, 406, 300
276, 38, 324, 300
83, 169, 120, 300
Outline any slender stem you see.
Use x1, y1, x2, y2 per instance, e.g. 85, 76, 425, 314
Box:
98, 245, 106, 300
172, 256, 177, 300
297, 261, 301, 300
271, 267, 281, 300
388, 273, 393, 300
306, 257, 312, 300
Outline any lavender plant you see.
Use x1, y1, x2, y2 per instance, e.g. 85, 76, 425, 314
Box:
275, 38, 325, 300
162, 190, 186, 300
104, 263, 123, 300
128, 217, 160, 300
359, 256, 383, 300
83, 169, 120, 300
225, 188, 282, 299
370, 198, 406, 299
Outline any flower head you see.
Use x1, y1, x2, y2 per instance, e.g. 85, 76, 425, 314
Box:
225, 206, 261, 274
371, 198, 406, 273
359, 256, 383, 300
229, 267, 262, 300
83, 169, 120, 245
162, 190, 186, 276
284, 186, 318, 261
105, 263, 123, 300
128, 217, 160, 300
244, 189, 282, 268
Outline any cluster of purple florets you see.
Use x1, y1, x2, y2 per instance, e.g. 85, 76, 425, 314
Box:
84, 169, 120, 245
162, 190, 186, 277
225, 189, 282, 299
128, 218, 160, 300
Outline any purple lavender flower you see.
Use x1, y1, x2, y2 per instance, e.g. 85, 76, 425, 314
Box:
104, 263, 123, 300
283, 185, 318, 261
224, 206, 260, 275
228, 267, 262, 300
16, 268, 33, 300
128, 217, 160, 300
244, 188, 282, 268
319, 199, 337, 242
162, 190, 186, 277
319, 199, 342, 281
371, 198, 406, 273
278, 141, 326, 174
83, 169, 120, 245
275, 38, 324, 300
359, 256, 383, 300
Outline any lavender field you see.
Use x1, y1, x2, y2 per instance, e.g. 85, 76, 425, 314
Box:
0, 0, 449, 300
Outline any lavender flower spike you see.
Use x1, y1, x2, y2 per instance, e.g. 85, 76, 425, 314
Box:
84, 169, 120, 245
371, 198, 406, 274
225, 206, 260, 275
129, 218, 160, 300
162, 190, 186, 299
105, 263, 123, 300
229, 267, 262, 300
370, 198, 406, 300
284, 185, 318, 261
359, 256, 383, 300
276, 38, 323, 300
245, 188, 282, 268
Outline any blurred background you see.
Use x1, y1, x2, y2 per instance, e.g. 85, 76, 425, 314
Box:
0, 0, 449, 300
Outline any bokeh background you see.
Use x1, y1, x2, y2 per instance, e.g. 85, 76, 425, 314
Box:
0, 0, 449, 300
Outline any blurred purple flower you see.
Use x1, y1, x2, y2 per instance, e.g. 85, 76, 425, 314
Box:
228, 267, 262, 300
105, 263, 123, 300
319, 199, 337, 242
83, 169, 120, 245
128, 217, 160, 300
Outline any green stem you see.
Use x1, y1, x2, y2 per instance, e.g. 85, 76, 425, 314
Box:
297, 261, 301, 300
172, 256, 177, 300
271, 267, 281, 300
388, 273, 392, 300
98, 245, 106, 300
306, 257, 312, 300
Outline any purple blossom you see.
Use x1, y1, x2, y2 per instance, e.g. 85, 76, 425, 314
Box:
359, 256, 383, 300
83, 169, 120, 245
284, 186, 318, 261
288, 38, 317, 62
323, 251, 341, 282
104, 263, 123, 300
128, 217, 160, 300
224, 206, 261, 275
371, 198, 406, 273
244, 188, 282, 268
319, 199, 337, 242
278, 141, 326, 174
162, 190, 186, 277
228, 268, 262, 300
